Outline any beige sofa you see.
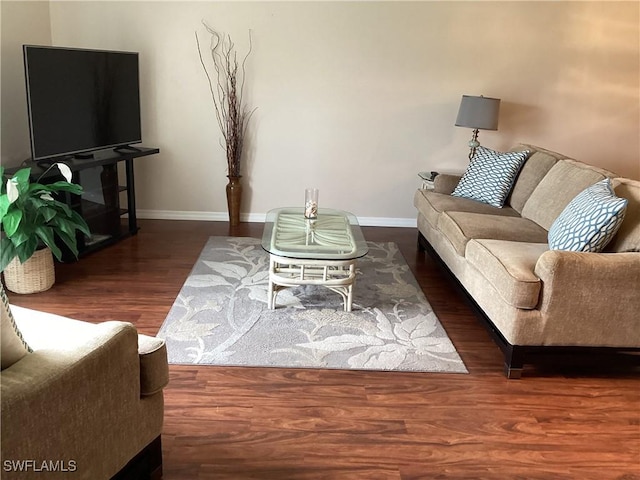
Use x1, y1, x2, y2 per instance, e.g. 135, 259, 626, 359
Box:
1, 302, 169, 479
414, 144, 640, 378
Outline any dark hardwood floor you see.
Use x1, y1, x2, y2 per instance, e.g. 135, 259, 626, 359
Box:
6, 220, 639, 479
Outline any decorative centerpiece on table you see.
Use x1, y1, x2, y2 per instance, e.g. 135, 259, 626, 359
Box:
0, 163, 90, 294
304, 188, 319, 220
196, 22, 256, 227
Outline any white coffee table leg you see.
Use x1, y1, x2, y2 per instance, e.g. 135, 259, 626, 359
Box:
343, 264, 355, 312
267, 255, 358, 310
267, 257, 277, 309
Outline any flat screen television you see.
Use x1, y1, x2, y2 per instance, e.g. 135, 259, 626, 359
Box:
23, 45, 142, 161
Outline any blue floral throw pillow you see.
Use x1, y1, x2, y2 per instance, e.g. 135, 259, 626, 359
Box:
452, 146, 530, 208
548, 178, 628, 252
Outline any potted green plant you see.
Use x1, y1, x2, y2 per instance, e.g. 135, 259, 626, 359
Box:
0, 163, 90, 294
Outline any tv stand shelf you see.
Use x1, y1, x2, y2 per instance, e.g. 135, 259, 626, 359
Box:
11, 146, 159, 261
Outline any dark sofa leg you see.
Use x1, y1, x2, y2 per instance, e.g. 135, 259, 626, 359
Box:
504, 362, 523, 379
504, 346, 525, 379
150, 438, 163, 480
112, 436, 163, 480
417, 232, 428, 252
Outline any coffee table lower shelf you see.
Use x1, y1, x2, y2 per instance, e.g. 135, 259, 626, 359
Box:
267, 255, 357, 312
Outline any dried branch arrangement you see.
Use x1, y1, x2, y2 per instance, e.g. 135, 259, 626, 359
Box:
196, 22, 255, 177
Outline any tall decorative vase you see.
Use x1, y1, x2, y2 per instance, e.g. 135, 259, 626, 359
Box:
226, 175, 243, 227
3, 247, 55, 294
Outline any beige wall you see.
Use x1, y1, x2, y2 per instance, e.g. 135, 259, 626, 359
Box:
2, 1, 639, 225
1, 1, 51, 164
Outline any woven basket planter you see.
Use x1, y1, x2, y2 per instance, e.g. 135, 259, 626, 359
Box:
3, 248, 55, 294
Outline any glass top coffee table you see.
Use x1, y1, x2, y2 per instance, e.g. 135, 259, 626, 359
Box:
261, 207, 369, 311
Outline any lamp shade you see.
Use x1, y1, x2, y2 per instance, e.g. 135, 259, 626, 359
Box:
455, 95, 500, 131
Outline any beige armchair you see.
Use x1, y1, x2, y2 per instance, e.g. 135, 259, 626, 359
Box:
1, 302, 168, 479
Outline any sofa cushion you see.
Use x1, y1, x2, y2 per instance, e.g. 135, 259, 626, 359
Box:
608, 178, 640, 253
548, 179, 628, 252
506, 144, 563, 213
452, 146, 530, 207
414, 189, 520, 229
466, 239, 548, 309
521, 159, 613, 230
438, 211, 550, 256
12, 305, 105, 351
1, 286, 32, 370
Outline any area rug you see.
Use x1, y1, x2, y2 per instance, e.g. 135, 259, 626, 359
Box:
157, 237, 467, 373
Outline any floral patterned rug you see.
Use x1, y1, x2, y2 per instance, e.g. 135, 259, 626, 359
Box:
158, 237, 467, 373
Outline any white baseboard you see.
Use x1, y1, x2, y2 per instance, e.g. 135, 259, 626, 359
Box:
357, 216, 417, 228
136, 210, 417, 228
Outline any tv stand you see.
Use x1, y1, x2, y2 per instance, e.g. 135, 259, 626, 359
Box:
74, 151, 95, 159
113, 145, 142, 154
11, 146, 160, 260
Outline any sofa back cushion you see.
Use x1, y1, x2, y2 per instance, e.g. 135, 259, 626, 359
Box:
607, 178, 640, 252
520, 159, 613, 230
506, 144, 564, 213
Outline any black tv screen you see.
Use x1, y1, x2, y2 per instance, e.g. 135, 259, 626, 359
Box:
23, 45, 142, 161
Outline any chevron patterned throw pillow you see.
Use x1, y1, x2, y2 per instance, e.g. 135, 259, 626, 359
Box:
548, 178, 628, 252
452, 146, 530, 208
1, 285, 32, 370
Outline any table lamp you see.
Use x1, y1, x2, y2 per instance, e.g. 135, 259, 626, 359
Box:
455, 95, 501, 160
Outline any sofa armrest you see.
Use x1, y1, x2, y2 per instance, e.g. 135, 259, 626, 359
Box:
433, 174, 462, 195
138, 333, 169, 395
533, 251, 640, 347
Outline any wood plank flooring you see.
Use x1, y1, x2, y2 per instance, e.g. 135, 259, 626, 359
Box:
6, 220, 639, 479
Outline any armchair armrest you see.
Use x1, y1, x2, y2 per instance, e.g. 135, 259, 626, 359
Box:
138, 333, 169, 395
533, 250, 640, 347
433, 174, 462, 195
